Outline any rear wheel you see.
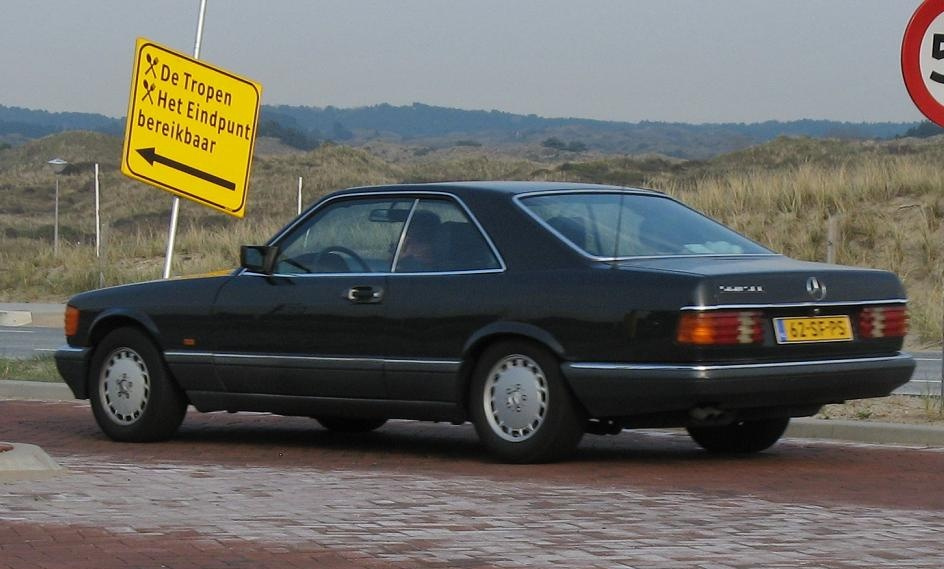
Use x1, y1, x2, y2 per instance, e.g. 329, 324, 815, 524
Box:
316, 417, 387, 433
89, 327, 187, 442
469, 341, 584, 463
686, 417, 789, 454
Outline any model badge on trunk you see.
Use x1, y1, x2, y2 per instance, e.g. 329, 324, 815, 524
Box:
718, 285, 764, 293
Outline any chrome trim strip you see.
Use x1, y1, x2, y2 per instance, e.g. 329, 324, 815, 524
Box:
240, 268, 506, 278
515, 188, 663, 197
164, 351, 215, 359
511, 189, 775, 262
681, 299, 908, 311
241, 190, 508, 277
164, 351, 462, 367
615, 254, 781, 261
382, 358, 462, 366
55, 346, 86, 354
568, 353, 913, 373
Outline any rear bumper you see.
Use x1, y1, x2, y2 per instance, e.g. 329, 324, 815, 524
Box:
563, 353, 916, 419
54, 346, 91, 399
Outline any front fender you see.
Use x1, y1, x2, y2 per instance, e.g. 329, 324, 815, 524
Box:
88, 308, 163, 350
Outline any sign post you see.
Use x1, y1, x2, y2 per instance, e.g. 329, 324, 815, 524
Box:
120, 1, 262, 277
164, 0, 205, 281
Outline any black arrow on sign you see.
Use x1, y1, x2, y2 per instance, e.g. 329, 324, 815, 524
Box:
136, 147, 236, 191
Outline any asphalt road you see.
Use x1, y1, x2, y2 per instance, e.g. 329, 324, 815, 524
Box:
2, 400, 944, 568
897, 351, 944, 394
0, 326, 63, 359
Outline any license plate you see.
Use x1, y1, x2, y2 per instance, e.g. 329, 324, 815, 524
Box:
773, 315, 853, 344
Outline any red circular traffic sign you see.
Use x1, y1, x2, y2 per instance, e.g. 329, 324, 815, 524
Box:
903, 0, 944, 126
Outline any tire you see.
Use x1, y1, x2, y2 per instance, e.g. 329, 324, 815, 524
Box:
469, 341, 584, 463
89, 327, 187, 442
316, 417, 387, 433
686, 417, 790, 454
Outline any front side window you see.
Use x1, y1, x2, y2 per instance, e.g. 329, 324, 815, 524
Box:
274, 197, 411, 274
520, 192, 771, 259
393, 198, 501, 273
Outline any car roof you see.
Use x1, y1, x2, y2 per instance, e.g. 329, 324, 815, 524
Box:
330, 181, 665, 199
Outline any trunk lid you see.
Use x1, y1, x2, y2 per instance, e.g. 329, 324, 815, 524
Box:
616, 255, 906, 306
615, 255, 907, 363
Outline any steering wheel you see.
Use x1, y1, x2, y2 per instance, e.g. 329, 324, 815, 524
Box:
316, 246, 371, 272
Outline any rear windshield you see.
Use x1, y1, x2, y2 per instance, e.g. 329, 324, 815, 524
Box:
519, 192, 771, 258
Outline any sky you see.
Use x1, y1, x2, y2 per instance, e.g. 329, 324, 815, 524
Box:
0, 0, 929, 124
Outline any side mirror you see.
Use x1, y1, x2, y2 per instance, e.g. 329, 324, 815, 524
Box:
240, 245, 278, 275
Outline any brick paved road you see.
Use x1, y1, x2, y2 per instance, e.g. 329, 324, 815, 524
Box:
2, 401, 944, 568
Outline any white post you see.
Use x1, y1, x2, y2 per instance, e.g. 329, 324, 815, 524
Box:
47, 158, 68, 256
826, 215, 838, 264
94, 163, 101, 259
297, 176, 303, 215
162, 0, 208, 279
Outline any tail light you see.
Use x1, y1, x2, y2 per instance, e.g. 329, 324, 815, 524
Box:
859, 305, 908, 338
677, 310, 764, 345
64, 305, 80, 337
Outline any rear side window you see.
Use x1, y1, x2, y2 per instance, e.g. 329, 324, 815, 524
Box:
393, 198, 501, 273
520, 192, 770, 258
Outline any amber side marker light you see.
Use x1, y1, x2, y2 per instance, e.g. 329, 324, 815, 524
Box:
64, 305, 79, 337
677, 310, 763, 345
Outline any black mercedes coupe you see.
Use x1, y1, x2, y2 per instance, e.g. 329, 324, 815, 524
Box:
56, 182, 915, 462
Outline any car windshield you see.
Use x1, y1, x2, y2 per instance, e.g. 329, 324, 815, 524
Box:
519, 192, 771, 258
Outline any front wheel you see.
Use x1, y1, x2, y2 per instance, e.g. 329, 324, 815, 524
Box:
686, 417, 790, 454
89, 327, 187, 442
469, 341, 584, 463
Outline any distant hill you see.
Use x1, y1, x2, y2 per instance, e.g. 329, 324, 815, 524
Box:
0, 105, 123, 141
0, 102, 919, 159
260, 103, 917, 159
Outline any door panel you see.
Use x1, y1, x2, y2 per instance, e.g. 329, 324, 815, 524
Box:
208, 196, 411, 399
383, 273, 505, 401
211, 273, 387, 398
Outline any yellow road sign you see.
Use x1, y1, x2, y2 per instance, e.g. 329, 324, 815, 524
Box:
121, 38, 262, 218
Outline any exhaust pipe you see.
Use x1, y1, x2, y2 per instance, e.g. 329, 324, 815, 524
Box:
690, 406, 733, 425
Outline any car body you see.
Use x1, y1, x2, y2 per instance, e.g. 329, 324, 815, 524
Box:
56, 181, 915, 462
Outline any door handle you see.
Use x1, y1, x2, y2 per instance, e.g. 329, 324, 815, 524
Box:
346, 286, 383, 303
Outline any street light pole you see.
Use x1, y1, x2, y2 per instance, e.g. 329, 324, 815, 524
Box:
47, 158, 68, 256
54, 175, 59, 255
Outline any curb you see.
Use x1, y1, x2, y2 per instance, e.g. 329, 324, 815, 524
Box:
0, 380, 73, 401
0, 310, 31, 327
788, 418, 944, 447
0, 442, 65, 481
